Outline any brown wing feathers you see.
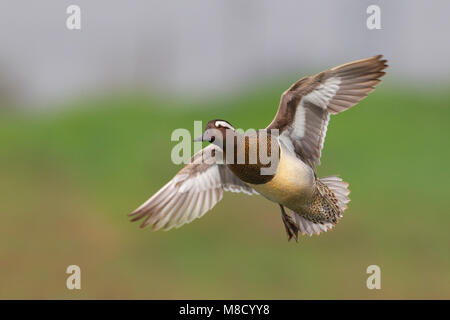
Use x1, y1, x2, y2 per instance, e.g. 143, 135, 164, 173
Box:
268, 55, 388, 167
325, 55, 387, 114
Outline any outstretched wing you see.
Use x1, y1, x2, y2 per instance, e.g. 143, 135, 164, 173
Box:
267, 55, 388, 168
128, 144, 257, 231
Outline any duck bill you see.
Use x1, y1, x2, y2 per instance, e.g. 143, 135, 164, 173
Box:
193, 135, 204, 142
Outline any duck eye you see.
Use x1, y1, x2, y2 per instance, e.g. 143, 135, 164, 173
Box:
210, 136, 215, 143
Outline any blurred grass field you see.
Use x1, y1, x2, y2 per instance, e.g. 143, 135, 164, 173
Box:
0, 82, 449, 299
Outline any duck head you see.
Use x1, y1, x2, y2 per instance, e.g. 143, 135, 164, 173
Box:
194, 119, 235, 148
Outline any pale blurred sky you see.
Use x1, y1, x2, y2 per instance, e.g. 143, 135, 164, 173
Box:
0, 0, 449, 106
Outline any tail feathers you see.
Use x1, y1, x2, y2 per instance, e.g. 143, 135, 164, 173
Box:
286, 176, 350, 237
289, 211, 334, 236
320, 176, 350, 214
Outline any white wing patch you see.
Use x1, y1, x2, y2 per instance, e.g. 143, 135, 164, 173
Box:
279, 77, 340, 159
291, 104, 306, 139
281, 77, 340, 151
319, 113, 330, 154
303, 77, 341, 109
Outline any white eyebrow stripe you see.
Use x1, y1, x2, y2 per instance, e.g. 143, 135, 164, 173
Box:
215, 121, 234, 130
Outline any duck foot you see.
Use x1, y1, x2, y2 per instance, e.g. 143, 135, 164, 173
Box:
279, 204, 299, 242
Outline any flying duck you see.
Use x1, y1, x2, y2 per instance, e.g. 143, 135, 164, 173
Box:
129, 55, 388, 241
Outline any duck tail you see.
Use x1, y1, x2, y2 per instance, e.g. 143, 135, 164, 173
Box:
319, 176, 351, 213
288, 176, 350, 237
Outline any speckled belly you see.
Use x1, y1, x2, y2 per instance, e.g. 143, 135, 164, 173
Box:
249, 144, 315, 211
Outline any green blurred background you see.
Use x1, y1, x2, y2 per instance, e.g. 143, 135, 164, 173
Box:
1, 83, 449, 299
1, 0, 450, 299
